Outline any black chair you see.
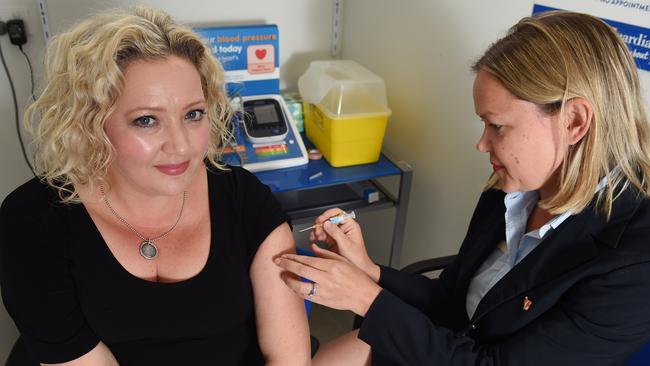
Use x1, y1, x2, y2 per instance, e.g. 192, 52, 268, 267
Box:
401, 254, 457, 276
352, 255, 457, 330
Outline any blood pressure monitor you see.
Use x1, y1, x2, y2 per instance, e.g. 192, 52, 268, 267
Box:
241, 94, 289, 144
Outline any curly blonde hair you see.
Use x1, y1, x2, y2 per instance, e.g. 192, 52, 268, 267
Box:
25, 5, 233, 202
474, 11, 650, 217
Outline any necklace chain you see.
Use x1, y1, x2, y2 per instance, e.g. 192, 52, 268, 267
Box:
99, 185, 187, 244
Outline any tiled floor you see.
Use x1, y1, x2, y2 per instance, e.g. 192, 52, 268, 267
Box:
309, 303, 357, 344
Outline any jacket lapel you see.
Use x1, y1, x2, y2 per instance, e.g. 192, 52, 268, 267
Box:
450, 190, 506, 314
470, 186, 643, 322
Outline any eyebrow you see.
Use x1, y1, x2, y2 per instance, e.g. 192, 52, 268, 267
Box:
124, 100, 206, 115
477, 111, 497, 120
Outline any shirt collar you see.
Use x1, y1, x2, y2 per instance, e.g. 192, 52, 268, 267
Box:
504, 173, 612, 238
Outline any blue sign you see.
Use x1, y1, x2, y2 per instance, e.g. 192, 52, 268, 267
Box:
533, 4, 650, 72
195, 25, 281, 96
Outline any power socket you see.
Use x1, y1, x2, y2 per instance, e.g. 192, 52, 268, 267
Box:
7, 19, 27, 46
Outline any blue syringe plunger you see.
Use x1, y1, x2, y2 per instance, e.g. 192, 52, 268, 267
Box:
327, 211, 356, 224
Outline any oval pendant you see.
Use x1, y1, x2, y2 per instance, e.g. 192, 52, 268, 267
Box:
139, 240, 158, 260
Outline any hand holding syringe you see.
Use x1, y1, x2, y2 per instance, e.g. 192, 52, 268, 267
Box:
299, 211, 356, 232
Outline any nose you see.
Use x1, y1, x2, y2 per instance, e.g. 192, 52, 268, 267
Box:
162, 120, 191, 155
476, 127, 491, 153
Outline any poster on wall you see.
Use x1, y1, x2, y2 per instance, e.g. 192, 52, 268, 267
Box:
533, 0, 650, 73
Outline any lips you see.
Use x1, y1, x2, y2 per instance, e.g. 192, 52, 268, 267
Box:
155, 161, 190, 175
491, 162, 504, 172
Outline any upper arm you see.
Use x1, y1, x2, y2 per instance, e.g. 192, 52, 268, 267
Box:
250, 223, 311, 366
230, 168, 310, 365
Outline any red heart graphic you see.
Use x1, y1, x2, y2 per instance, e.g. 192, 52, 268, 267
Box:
255, 49, 267, 60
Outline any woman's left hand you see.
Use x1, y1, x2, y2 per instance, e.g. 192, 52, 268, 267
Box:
275, 244, 382, 317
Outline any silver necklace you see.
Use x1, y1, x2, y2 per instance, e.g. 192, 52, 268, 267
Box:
99, 185, 187, 260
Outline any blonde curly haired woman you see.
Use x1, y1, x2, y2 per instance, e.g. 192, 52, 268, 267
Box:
0, 6, 310, 366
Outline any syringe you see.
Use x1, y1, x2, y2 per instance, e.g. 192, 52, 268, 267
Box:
299, 211, 356, 232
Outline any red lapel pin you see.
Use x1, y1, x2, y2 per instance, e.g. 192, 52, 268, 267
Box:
523, 296, 533, 311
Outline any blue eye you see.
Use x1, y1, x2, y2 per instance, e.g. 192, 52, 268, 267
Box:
133, 115, 157, 128
186, 109, 205, 121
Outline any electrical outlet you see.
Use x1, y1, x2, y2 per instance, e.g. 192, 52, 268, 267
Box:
0, 5, 30, 38
2, 5, 41, 42
7, 19, 26, 46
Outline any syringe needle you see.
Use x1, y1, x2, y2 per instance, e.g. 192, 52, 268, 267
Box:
299, 225, 319, 232
298, 211, 356, 233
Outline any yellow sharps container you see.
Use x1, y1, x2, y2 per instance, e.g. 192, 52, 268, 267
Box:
298, 60, 391, 167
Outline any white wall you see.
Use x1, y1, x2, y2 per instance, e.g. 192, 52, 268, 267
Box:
43, 0, 333, 93
0, 1, 43, 202
0, 1, 47, 360
341, 0, 650, 266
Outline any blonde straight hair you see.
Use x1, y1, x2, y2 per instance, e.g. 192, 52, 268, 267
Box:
474, 11, 650, 217
24, 6, 233, 202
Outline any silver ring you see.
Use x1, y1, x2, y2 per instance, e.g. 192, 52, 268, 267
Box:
308, 282, 317, 297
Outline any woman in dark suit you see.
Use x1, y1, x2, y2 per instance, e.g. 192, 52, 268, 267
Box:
276, 11, 650, 365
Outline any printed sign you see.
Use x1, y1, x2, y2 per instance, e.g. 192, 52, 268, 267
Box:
247, 44, 275, 74
533, 0, 650, 72
195, 25, 280, 96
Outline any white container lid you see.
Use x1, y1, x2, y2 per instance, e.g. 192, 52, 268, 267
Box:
298, 60, 391, 118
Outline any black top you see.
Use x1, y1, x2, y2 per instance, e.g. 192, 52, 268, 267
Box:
0, 166, 289, 366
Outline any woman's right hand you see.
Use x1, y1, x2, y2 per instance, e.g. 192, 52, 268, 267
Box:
309, 208, 380, 283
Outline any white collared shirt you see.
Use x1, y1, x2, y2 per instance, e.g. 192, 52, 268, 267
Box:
465, 176, 609, 319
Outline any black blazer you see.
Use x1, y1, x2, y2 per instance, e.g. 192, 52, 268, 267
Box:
358, 187, 650, 365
